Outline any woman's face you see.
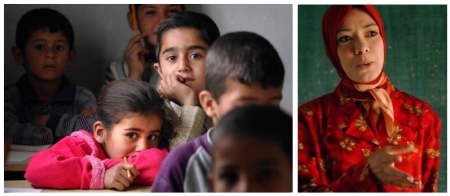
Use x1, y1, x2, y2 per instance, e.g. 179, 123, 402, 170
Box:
336, 8, 384, 83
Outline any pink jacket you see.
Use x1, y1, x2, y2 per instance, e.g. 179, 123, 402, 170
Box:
25, 130, 168, 189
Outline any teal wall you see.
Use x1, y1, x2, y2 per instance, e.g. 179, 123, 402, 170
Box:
298, 5, 447, 192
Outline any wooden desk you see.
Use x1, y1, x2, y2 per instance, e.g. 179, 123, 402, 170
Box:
4, 180, 151, 192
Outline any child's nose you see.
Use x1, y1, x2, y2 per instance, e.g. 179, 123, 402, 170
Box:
135, 140, 149, 152
177, 56, 190, 72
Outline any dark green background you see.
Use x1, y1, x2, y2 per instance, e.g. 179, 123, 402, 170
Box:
298, 5, 447, 192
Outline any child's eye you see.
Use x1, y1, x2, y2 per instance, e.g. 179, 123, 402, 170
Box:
147, 134, 159, 141
190, 53, 203, 60
219, 172, 238, 186
166, 56, 176, 62
126, 133, 138, 140
337, 35, 351, 43
257, 168, 278, 182
34, 44, 46, 51
55, 45, 66, 52
167, 8, 181, 16
145, 10, 157, 16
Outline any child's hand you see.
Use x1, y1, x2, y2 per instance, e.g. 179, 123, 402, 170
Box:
104, 163, 139, 191
125, 34, 149, 80
158, 74, 197, 106
32, 114, 50, 127
80, 107, 96, 117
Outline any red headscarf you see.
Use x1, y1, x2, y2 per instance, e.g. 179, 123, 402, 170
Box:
322, 5, 387, 85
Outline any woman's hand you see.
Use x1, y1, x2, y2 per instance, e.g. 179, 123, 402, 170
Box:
367, 145, 421, 189
104, 163, 139, 191
124, 34, 149, 80
158, 74, 197, 106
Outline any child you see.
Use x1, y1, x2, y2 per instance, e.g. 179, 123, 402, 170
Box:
105, 4, 184, 87
153, 11, 220, 148
209, 105, 292, 192
152, 31, 285, 192
25, 80, 174, 190
4, 8, 96, 145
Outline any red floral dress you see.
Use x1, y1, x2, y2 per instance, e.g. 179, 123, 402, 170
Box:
298, 81, 441, 192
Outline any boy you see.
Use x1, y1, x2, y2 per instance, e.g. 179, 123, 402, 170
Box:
5, 8, 96, 145
151, 31, 285, 192
153, 11, 220, 148
104, 4, 184, 87
209, 105, 292, 192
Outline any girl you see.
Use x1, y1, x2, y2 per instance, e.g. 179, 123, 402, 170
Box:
25, 79, 174, 190
298, 5, 441, 192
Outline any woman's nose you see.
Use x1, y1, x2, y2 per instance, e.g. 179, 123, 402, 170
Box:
354, 37, 370, 55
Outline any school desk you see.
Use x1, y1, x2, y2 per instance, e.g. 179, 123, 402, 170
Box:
4, 180, 151, 192
5, 145, 50, 172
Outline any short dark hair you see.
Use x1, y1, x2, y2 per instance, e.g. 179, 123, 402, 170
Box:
97, 79, 174, 149
155, 11, 220, 62
15, 8, 74, 52
205, 31, 285, 100
212, 105, 292, 165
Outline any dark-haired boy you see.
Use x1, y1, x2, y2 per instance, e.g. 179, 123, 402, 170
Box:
5, 8, 96, 145
152, 31, 285, 192
209, 105, 292, 192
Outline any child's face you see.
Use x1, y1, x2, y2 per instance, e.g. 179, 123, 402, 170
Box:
154, 27, 208, 94
16, 29, 73, 81
336, 8, 384, 83
133, 4, 183, 45
206, 81, 283, 124
94, 113, 162, 159
210, 136, 292, 192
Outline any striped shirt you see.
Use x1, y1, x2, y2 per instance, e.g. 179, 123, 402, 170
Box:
4, 75, 97, 145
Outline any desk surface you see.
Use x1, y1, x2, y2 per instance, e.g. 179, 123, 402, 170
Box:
5, 145, 50, 172
4, 180, 151, 192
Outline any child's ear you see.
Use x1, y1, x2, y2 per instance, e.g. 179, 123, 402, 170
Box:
12, 47, 24, 65
153, 62, 163, 77
199, 90, 219, 123
93, 121, 106, 144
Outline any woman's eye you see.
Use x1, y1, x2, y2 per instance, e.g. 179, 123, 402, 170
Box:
368, 31, 378, 37
337, 36, 351, 43
126, 133, 138, 140
148, 134, 159, 141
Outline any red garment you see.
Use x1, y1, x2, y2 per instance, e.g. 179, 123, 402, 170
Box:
25, 130, 168, 189
298, 79, 441, 192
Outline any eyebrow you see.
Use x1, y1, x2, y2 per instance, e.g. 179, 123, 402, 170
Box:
161, 45, 207, 55
124, 128, 161, 133
337, 22, 377, 33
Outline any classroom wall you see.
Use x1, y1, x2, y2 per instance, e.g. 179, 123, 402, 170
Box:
4, 4, 293, 114
298, 5, 447, 191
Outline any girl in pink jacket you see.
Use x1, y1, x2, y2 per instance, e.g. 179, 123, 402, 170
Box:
25, 79, 174, 190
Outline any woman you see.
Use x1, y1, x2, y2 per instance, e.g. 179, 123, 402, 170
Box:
298, 5, 441, 192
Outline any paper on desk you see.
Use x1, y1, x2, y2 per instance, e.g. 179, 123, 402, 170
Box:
6, 151, 35, 163
10, 144, 50, 152
4, 188, 42, 192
